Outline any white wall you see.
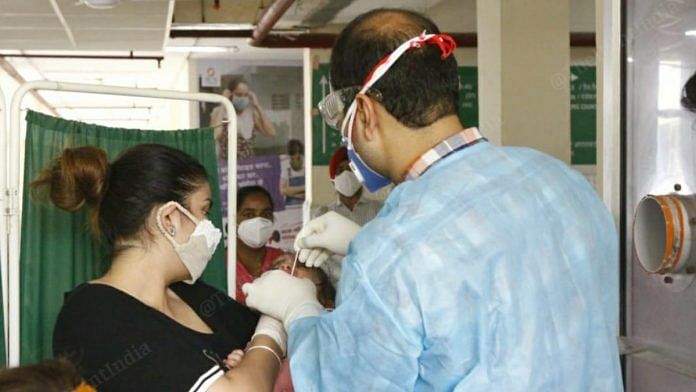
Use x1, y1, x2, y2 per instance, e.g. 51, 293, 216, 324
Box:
426, 0, 595, 33
571, 0, 596, 32
427, 0, 477, 32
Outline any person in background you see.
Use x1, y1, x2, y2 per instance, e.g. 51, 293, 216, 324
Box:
324, 146, 383, 226
314, 146, 383, 286
279, 139, 305, 206
236, 185, 288, 304
210, 76, 276, 160
0, 358, 94, 392
38, 144, 284, 391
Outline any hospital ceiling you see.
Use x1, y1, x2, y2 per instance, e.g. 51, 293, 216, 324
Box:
174, 0, 448, 29
0, 0, 172, 51
0, 0, 597, 128
0, 0, 454, 53
0, 0, 597, 53
172, 0, 449, 29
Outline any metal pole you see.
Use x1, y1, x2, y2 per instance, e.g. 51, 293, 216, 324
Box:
0, 84, 9, 366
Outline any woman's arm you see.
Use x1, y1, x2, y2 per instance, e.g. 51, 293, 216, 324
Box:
250, 91, 277, 137
210, 106, 226, 145
280, 177, 306, 198
208, 335, 282, 392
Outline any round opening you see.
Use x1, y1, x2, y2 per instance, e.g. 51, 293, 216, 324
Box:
634, 197, 668, 273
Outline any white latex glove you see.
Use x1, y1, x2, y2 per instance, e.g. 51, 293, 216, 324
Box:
251, 315, 288, 356
293, 211, 361, 267
243, 270, 324, 329
297, 248, 333, 269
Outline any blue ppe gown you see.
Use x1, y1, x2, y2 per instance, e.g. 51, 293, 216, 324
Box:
288, 141, 623, 391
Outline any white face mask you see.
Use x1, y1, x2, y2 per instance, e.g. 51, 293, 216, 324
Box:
334, 170, 362, 197
238, 217, 274, 248
156, 201, 222, 284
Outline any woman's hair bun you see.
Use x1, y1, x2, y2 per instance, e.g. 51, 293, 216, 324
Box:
31, 146, 109, 212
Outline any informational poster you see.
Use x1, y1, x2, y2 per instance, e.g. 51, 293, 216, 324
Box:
311, 61, 343, 165
570, 66, 597, 165
197, 61, 305, 252
201, 66, 221, 88
236, 156, 284, 208
458, 66, 479, 128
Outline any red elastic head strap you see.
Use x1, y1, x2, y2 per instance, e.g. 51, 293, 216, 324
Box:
362, 33, 458, 85
416, 34, 457, 59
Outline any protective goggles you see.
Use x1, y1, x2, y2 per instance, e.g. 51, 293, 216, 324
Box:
317, 86, 382, 130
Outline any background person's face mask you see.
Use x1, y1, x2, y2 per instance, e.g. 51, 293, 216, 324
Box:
238, 217, 274, 248
156, 201, 222, 284
290, 156, 304, 171
334, 170, 362, 197
232, 96, 250, 111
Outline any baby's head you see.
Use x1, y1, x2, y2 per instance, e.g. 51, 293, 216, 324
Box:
272, 256, 336, 308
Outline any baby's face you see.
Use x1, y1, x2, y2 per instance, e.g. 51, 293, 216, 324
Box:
271, 254, 335, 309
271, 255, 321, 285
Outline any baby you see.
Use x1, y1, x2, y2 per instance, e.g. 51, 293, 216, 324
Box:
225, 254, 337, 391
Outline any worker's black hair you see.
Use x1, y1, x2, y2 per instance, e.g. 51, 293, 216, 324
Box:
330, 8, 459, 128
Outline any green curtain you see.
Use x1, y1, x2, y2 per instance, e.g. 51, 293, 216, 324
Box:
20, 110, 227, 364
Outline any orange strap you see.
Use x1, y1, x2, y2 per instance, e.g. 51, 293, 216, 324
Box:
654, 196, 676, 273
668, 195, 685, 272
74, 381, 96, 392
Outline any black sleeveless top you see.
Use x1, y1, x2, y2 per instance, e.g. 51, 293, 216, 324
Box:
53, 281, 259, 391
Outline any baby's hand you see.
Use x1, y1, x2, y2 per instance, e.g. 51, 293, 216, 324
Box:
224, 349, 245, 369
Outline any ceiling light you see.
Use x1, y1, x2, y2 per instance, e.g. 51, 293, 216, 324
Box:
78, 0, 122, 9
686, 30, 696, 37
166, 46, 239, 53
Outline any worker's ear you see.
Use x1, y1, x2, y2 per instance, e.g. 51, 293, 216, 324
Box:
353, 93, 381, 143
155, 203, 184, 239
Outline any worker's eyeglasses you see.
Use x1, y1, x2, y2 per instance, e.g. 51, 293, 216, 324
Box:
317, 86, 382, 130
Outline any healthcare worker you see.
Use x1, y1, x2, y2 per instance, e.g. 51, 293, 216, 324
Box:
244, 8, 622, 391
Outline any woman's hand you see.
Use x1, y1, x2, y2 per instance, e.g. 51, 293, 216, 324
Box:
249, 91, 277, 137
248, 91, 260, 109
